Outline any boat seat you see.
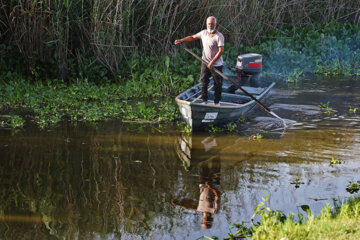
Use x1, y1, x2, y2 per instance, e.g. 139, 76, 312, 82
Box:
191, 99, 244, 106
222, 82, 237, 93
220, 101, 244, 106
235, 86, 264, 95
208, 91, 251, 104
207, 82, 237, 94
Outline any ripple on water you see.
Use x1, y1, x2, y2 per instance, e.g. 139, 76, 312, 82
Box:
276, 152, 289, 157
270, 103, 321, 116
303, 124, 318, 129
291, 122, 303, 126
311, 119, 322, 122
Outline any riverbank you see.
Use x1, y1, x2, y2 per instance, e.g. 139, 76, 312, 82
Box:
219, 194, 360, 240
1, 23, 359, 129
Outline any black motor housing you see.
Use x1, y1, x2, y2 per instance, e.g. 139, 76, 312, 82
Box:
235, 53, 262, 86
236, 53, 262, 73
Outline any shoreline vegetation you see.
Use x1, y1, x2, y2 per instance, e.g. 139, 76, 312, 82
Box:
203, 194, 360, 240
1, 22, 359, 129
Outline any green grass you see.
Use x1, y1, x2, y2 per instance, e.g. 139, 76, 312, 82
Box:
251, 201, 360, 240
220, 195, 360, 240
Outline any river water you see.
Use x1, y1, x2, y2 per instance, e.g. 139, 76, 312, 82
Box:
0, 76, 360, 239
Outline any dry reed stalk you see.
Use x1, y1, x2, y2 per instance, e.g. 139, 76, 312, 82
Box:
1, 0, 359, 78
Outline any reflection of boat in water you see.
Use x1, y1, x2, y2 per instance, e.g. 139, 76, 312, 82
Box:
175, 133, 220, 170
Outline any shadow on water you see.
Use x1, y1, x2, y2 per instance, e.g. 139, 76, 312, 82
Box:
0, 76, 359, 239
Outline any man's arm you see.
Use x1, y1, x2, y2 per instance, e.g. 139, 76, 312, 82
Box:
208, 46, 224, 69
174, 34, 199, 45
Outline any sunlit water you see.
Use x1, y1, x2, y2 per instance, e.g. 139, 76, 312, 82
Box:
0, 76, 360, 239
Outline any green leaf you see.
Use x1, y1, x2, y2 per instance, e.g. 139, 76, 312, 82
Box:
300, 205, 312, 215
165, 56, 170, 69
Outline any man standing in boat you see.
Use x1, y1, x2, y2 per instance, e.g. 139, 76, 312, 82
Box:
175, 16, 224, 106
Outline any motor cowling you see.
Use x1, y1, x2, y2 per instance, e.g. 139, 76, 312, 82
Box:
235, 53, 262, 74
234, 53, 262, 87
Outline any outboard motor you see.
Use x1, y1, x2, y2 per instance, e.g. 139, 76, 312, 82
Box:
235, 53, 262, 86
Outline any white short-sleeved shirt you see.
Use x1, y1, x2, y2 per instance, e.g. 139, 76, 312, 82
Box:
195, 30, 225, 67
196, 185, 219, 214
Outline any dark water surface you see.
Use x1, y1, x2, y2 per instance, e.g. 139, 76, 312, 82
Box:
1, 77, 360, 239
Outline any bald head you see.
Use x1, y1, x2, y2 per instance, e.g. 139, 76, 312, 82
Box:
206, 16, 217, 34
207, 16, 217, 24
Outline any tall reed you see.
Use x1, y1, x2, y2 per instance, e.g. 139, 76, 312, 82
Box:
1, 0, 359, 79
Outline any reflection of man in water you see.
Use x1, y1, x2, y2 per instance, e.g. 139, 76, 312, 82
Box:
198, 181, 220, 229
172, 156, 221, 229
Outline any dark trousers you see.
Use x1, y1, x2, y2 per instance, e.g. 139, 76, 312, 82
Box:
200, 64, 223, 104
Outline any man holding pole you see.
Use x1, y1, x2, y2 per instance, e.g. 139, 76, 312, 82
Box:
175, 16, 224, 106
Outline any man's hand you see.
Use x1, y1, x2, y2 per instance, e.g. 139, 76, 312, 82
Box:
207, 46, 224, 69
174, 39, 182, 45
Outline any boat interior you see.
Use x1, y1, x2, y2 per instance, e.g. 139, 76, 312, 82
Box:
177, 74, 270, 106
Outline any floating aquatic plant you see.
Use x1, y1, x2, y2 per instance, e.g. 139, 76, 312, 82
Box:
251, 134, 263, 140
226, 123, 237, 133
346, 181, 360, 194
349, 105, 357, 114
239, 115, 246, 123
177, 121, 192, 134
291, 178, 305, 188
329, 157, 342, 166
318, 101, 330, 109
326, 108, 334, 116
208, 124, 223, 133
